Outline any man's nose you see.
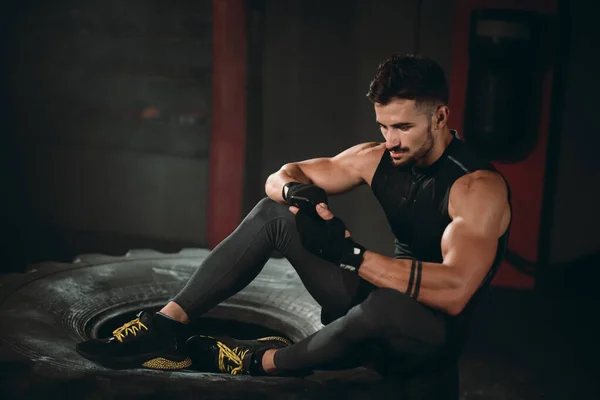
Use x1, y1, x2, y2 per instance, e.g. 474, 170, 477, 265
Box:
386, 140, 400, 150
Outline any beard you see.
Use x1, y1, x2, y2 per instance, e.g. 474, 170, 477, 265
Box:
390, 123, 435, 167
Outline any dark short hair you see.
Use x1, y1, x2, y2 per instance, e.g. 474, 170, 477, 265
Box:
366, 54, 449, 113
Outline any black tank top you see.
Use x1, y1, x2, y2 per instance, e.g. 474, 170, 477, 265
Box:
370, 131, 512, 352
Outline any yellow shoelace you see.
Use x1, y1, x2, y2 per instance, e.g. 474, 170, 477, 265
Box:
216, 341, 249, 375
112, 317, 148, 343
215, 337, 291, 375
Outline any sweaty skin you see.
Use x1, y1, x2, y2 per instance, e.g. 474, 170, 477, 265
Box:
265, 98, 511, 316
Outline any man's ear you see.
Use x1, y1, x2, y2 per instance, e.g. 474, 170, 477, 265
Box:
433, 105, 449, 129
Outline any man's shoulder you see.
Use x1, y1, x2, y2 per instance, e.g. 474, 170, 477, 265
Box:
351, 142, 386, 155
448, 169, 511, 235
333, 142, 385, 185
452, 170, 507, 196
449, 170, 510, 222
336, 142, 385, 167
351, 142, 386, 180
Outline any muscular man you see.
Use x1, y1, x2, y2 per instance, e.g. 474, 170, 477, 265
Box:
77, 54, 511, 385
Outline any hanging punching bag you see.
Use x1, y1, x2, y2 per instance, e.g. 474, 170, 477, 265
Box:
463, 9, 544, 162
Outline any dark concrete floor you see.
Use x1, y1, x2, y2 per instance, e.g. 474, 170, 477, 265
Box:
458, 262, 600, 400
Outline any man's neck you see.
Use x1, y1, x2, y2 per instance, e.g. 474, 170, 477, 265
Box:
419, 128, 454, 167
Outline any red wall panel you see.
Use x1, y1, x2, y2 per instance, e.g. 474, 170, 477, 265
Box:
207, 0, 248, 248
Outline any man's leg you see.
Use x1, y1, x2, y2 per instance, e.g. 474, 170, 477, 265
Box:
264, 287, 447, 373
77, 197, 368, 370
166, 197, 368, 323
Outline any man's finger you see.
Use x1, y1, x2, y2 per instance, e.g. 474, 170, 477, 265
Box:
316, 203, 334, 220
289, 206, 299, 215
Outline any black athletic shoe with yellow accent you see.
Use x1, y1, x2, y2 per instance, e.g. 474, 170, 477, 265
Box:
186, 335, 292, 375
76, 311, 192, 370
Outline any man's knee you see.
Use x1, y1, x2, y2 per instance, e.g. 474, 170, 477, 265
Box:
320, 289, 403, 338
321, 307, 349, 326
360, 287, 412, 318
244, 198, 298, 253
356, 288, 446, 346
248, 197, 294, 223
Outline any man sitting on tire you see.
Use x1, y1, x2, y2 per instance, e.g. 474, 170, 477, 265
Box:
77, 54, 511, 389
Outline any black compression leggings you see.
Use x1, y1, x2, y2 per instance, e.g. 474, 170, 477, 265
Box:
172, 198, 447, 373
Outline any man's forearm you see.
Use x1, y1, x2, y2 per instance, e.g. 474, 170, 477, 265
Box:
265, 164, 311, 202
358, 251, 465, 315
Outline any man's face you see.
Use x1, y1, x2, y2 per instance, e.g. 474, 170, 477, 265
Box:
374, 98, 435, 167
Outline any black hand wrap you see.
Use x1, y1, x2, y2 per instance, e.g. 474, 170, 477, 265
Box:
338, 239, 367, 273
283, 182, 328, 206
294, 208, 366, 272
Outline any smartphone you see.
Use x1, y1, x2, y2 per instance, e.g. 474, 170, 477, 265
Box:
289, 195, 320, 219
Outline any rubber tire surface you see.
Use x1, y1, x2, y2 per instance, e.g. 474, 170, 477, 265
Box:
0, 248, 379, 399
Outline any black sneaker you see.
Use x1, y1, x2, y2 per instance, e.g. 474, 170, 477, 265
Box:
186, 335, 292, 375
76, 311, 192, 370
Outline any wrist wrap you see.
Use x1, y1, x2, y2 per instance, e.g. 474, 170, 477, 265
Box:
282, 182, 300, 201
338, 238, 366, 273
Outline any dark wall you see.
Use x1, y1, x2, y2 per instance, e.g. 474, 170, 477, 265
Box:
0, 4, 29, 270
2, 0, 213, 267
549, 0, 600, 263
8, 0, 591, 272
2, 0, 458, 269
252, 0, 455, 256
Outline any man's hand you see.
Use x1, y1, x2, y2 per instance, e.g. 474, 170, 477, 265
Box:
289, 203, 366, 272
289, 202, 351, 237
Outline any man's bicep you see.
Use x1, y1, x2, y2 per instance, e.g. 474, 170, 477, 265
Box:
441, 219, 499, 294
443, 172, 511, 297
